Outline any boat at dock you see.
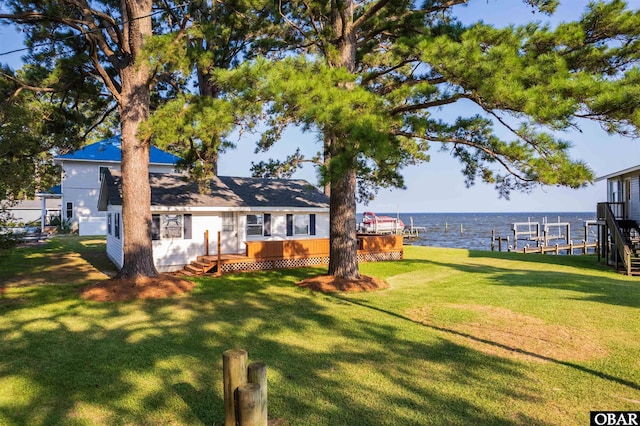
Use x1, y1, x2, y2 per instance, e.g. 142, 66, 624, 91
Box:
357, 212, 427, 239
358, 212, 405, 234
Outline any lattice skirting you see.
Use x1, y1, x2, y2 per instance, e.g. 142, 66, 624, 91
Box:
219, 251, 402, 273
221, 260, 275, 273
364, 251, 403, 262
274, 257, 330, 269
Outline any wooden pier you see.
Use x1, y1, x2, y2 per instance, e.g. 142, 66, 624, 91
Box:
492, 218, 598, 255
403, 217, 427, 240
514, 240, 598, 255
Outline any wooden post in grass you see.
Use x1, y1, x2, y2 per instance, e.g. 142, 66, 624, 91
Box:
217, 231, 222, 276
223, 351, 268, 426
205, 230, 209, 256
223, 349, 247, 426
248, 361, 267, 425
238, 383, 262, 426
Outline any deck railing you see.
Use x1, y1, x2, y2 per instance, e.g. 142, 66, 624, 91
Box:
244, 235, 403, 260
598, 202, 625, 220
245, 238, 330, 259
193, 234, 404, 275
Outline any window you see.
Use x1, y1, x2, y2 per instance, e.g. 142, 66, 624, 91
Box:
287, 214, 316, 236
66, 202, 73, 219
107, 213, 112, 235
246, 213, 270, 237
114, 213, 120, 239
162, 214, 183, 239
246, 214, 263, 236
610, 180, 621, 202
222, 212, 235, 232
294, 215, 309, 235
151, 214, 192, 240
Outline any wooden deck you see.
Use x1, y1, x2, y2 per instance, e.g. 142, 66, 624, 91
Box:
182, 235, 403, 276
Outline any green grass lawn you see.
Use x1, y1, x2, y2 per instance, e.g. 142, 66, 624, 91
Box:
1, 236, 639, 425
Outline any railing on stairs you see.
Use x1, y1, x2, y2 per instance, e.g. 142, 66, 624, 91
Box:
598, 202, 632, 275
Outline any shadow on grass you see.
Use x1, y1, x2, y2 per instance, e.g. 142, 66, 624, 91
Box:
4, 239, 638, 424
331, 295, 640, 393
468, 257, 639, 310
387, 250, 640, 310
0, 236, 117, 294
0, 266, 544, 425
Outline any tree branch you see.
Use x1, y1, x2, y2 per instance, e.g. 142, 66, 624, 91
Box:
352, 0, 393, 30
391, 130, 532, 182
82, 104, 118, 138
1, 72, 60, 97
0, 8, 123, 99
390, 93, 465, 115
361, 57, 419, 84
277, 0, 312, 45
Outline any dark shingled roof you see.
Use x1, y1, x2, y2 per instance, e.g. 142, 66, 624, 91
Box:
100, 170, 329, 209
218, 176, 330, 208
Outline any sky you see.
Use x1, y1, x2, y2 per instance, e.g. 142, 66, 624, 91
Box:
1, 0, 639, 213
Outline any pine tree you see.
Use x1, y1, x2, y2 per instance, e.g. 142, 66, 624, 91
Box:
221, 0, 640, 279
142, 0, 285, 187
1, 0, 158, 278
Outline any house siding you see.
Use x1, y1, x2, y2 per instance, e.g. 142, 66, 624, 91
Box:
152, 212, 210, 272
630, 176, 640, 223
61, 160, 176, 233
99, 169, 331, 272
241, 211, 330, 246
105, 206, 124, 269
147, 210, 331, 272
4, 198, 61, 224
606, 173, 640, 223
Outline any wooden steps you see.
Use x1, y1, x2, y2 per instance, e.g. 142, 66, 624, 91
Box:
625, 255, 640, 276
182, 257, 218, 276
613, 218, 640, 275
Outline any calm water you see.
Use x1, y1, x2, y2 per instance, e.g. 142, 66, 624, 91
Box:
357, 212, 598, 252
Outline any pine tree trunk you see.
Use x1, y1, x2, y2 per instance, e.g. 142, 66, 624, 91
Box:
328, 164, 360, 279
117, 0, 158, 279
326, 0, 360, 279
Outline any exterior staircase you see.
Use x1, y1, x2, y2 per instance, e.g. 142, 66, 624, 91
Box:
181, 256, 219, 276
614, 219, 640, 276
597, 202, 640, 276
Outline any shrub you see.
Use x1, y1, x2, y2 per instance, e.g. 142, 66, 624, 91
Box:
0, 229, 22, 250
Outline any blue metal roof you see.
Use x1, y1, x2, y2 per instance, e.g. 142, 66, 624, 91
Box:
56, 135, 180, 164
38, 184, 62, 196
47, 184, 62, 195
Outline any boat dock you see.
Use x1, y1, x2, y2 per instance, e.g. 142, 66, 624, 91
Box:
492, 218, 599, 255
357, 213, 427, 240
515, 240, 598, 255
403, 217, 427, 240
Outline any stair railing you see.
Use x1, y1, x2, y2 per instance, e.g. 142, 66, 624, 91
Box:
600, 202, 632, 275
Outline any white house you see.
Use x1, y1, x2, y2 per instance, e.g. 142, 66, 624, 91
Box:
596, 164, 640, 223
54, 135, 180, 235
595, 165, 640, 275
98, 170, 331, 272
3, 189, 61, 228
